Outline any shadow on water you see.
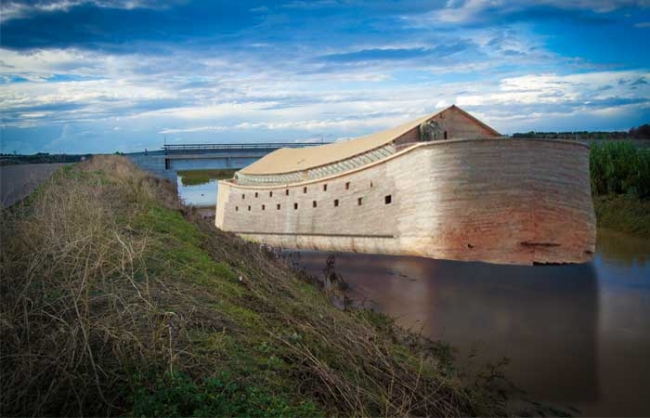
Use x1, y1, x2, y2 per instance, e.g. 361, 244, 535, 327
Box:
297, 252, 600, 406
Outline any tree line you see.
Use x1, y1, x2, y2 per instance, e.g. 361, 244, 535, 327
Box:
512, 123, 650, 140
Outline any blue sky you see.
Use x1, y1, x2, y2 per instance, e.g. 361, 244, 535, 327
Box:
1, 0, 649, 154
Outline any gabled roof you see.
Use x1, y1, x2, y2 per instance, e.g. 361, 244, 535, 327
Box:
238, 105, 498, 176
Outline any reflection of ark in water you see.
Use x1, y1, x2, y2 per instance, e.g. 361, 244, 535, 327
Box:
215, 105, 596, 265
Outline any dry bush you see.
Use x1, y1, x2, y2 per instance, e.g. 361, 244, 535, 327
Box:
0, 157, 192, 416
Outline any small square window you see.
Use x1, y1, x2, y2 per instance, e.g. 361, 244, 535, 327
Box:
255, 192, 258, 198
277, 204, 281, 210
313, 201, 317, 208
345, 182, 350, 190
358, 197, 363, 206
262, 205, 265, 211
303, 187, 307, 193
286, 189, 289, 196
323, 184, 328, 191
242, 194, 245, 199
294, 203, 298, 210
384, 195, 392, 205
269, 191, 273, 197
334, 199, 339, 207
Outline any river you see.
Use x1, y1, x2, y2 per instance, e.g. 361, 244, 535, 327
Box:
179, 172, 650, 417
0, 163, 68, 208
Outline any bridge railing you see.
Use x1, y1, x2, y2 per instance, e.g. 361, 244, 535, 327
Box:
163, 142, 329, 154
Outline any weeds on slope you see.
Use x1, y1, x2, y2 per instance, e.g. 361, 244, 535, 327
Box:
1, 156, 511, 417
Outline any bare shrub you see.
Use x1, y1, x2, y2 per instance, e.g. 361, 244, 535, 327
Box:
0, 157, 189, 416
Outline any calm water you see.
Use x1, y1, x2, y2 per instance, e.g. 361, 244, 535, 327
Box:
296, 230, 650, 417
176, 174, 218, 208
180, 172, 650, 416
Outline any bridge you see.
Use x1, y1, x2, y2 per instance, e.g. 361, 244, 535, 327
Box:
128, 142, 328, 181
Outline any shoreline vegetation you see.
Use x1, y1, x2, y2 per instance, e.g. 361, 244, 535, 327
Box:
1, 156, 532, 417
590, 142, 650, 238
177, 169, 237, 186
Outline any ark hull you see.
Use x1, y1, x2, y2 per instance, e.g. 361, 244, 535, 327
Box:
216, 138, 596, 265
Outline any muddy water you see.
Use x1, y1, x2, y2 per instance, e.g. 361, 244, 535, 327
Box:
0, 163, 67, 208
296, 229, 650, 417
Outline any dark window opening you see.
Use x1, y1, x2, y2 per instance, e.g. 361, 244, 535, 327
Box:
248, 205, 251, 211
285, 189, 289, 196
384, 195, 392, 205
262, 205, 265, 211
334, 199, 339, 207
313, 201, 317, 208
269, 191, 273, 197
277, 204, 281, 210
255, 192, 258, 198
444, 131, 448, 139
370, 181, 373, 188
323, 184, 328, 191
294, 203, 298, 210
242, 194, 245, 199
345, 182, 350, 190
358, 197, 363, 206
303, 187, 307, 193
235, 206, 239, 211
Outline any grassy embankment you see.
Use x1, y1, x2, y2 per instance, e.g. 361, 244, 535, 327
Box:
0, 156, 512, 417
590, 142, 650, 238
177, 169, 237, 186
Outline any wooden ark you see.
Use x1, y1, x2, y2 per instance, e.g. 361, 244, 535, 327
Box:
215, 105, 596, 265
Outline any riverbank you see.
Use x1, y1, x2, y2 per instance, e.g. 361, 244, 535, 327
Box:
594, 195, 650, 239
0, 156, 514, 417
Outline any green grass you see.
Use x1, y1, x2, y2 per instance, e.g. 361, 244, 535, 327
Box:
590, 141, 650, 199
1, 156, 517, 417
594, 194, 650, 239
177, 169, 237, 186
589, 142, 650, 238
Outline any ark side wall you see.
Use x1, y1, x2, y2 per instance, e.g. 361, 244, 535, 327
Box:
216, 138, 595, 265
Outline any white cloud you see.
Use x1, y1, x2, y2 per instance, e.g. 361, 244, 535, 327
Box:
0, 0, 177, 23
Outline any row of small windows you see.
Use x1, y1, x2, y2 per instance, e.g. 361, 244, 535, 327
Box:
235, 195, 390, 212
241, 181, 358, 200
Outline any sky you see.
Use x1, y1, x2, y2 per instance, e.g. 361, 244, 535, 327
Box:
1, 0, 649, 154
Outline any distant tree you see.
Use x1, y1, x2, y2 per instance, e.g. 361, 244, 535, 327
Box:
629, 124, 650, 139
